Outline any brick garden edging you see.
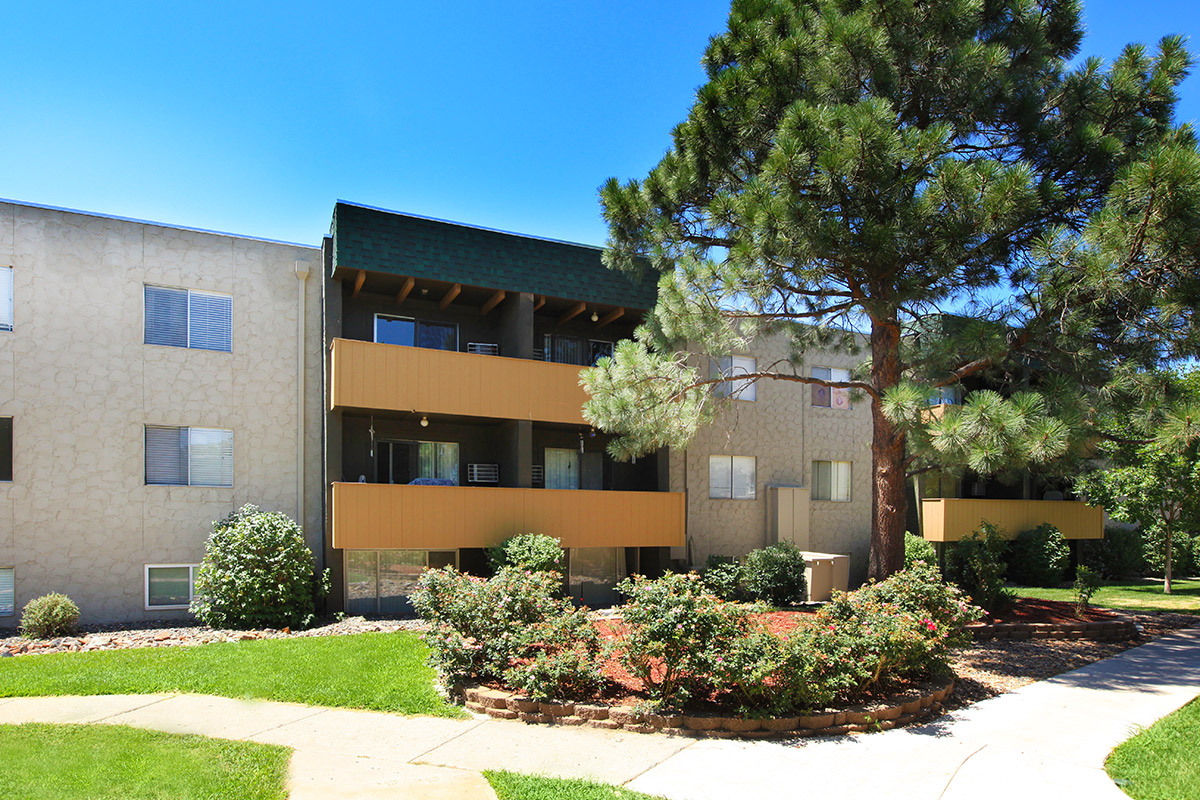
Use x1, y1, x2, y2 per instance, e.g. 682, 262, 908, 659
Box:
966, 619, 1136, 642
462, 677, 955, 739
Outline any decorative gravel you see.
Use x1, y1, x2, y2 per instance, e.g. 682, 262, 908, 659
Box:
0, 616, 426, 658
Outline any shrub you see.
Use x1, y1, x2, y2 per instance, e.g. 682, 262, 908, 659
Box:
852, 561, 982, 650
1074, 565, 1101, 613
947, 522, 1011, 613
614, 572, 749, 707
700, 555, 744, 601
504, 646, 605, 702
411, 566, 597, 689
741, 542, 808, 606
191, 505, 328, 629
486, 533, 564, 573
1007, 523, 1070, 587
904, 532, 937, 569
19, 593, 80, 639
1080, 525, 1146, 579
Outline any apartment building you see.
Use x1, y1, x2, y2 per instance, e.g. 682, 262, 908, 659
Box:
0, 200, 324, 625
321, 202, 685, 610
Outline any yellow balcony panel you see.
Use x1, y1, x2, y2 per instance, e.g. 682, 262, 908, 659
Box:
331, 482, 686, 551
329, 338, 590, 424
921, 498, 1104, 543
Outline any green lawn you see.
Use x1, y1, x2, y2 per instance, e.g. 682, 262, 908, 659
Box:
0, 723, 289, 799
485, 771, 666, 800
1107, 698, 1200, 799
0, 632, 463, 717
1011, 578, 1200, 614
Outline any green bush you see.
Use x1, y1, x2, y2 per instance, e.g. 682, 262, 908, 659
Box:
1007, 523, 1070, 587
614, 572, 749, 707
700, 554, 745, 601
486, 533, 564, 573
947, 522, 1011, 613
852, 561, 982, 651
741, 542, 808, 606
1080, 526, 1146, 579
411, 566, 599, 691
504, 646, 605, 702
904, 532, 937, 569
1074, 565, 1101, 613
191, 505, 328, 629
19, 593, 80, 639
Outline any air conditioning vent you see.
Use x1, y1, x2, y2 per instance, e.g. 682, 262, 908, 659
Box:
468, 342, 500, 356
532, 348, 546, 361
467, 463, 500, 483
531, 465, 545, 485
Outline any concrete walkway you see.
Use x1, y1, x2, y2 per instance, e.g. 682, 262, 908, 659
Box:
2, 627, 1198, 799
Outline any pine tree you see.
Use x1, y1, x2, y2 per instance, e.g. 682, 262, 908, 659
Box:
584, 0, 1199, 579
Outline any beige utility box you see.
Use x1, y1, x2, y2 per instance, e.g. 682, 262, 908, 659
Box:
801, 551, 851, 602
767, 486, 811, 549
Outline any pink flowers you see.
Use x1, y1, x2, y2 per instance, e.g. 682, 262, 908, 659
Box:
921, 618, 937, 632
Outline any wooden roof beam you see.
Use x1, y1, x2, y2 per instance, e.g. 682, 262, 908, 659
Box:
439, 283, 462, 310
534, 295, 546, 311
352, 269, 366, 298
558, 301, 586, 326
396, 276, 415, 305
596, 307, 624, 328
481, 289, 506, 316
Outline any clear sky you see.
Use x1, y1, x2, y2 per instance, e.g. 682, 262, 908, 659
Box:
3, 1, 1196, 247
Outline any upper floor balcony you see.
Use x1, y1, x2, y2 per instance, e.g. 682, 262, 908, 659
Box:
921, 498, 1104, 542
329, 337, 592, 424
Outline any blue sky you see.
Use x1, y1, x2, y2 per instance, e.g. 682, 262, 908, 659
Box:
3, 1, 1196, 247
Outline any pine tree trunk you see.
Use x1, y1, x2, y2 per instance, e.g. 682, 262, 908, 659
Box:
868, 319, 908, 581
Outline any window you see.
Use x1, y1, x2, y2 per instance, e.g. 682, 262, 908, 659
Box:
709, 455, 756, 499
145, 426, 233, 487
813, 460, 852, 501
0, 266, 12, 331
145, 564, 198, 609
346, 549, 457, 614
714, 356, 757, 401
929, 385, 961, 405
144, 286, 232, 352
812, 367, 851, 409
0, 417, 10, 482
377, 440, 459, 485
374, 314, 457, 351
0, 567, 13, 616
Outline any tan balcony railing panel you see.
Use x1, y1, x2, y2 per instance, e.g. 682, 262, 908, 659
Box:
331, 482, 685, 550
921, 498, 1104, 542
329, 338, 590, 424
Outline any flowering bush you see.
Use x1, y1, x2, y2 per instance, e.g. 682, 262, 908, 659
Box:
505, 645, 605, 702
410, 566, 599, 692
614, 572, 749, 707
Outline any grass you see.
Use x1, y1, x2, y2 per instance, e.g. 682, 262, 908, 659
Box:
1106, 698, 1200, 799
1011, 578, 1200, 614
0, 632, 464, 717
0, 723, 289, 799
485, 771, 666, 800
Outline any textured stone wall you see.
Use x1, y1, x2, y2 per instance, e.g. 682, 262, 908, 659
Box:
669, 335, 874, 584
0, 202, 323, 624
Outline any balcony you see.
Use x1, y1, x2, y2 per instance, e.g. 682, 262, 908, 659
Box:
329, 338, 590, 424
921, 498, 1104, 542
331, 482, 686, 550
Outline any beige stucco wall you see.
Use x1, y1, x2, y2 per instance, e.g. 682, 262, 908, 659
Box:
0, 201, 323, 624
669, 334, 874, 585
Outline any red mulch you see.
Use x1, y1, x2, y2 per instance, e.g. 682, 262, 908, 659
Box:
985, 597, 1115, 625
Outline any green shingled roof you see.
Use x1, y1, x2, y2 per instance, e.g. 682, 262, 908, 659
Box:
331, 202, 660, 310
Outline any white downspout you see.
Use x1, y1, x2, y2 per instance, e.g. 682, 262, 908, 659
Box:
294, 261, 310, 525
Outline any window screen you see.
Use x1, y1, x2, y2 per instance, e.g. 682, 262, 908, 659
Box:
0, 266, 12, 331
145, 426, 233, 486
0, 568, 13, 616
145, 286, 231, 352
0, 417, 11, 482
146, 565, 197, 608
813, 460, 852, 501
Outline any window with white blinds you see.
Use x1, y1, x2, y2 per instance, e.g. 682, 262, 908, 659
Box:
0, 567, 13, 616
144, 286, 232, 352
145, 425, 233, 486
0, 266, 12, 332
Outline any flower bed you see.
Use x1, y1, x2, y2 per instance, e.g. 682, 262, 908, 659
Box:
412, 562, 982, 732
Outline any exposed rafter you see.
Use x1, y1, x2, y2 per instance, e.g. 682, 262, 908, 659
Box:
439, 283, 461, 310
596, 307, 624, 328
352, 269, 366, 298
558, 301, 586, 326
396, 276, 415, 305
533, 295, 546, 311
481, 289, 506, 316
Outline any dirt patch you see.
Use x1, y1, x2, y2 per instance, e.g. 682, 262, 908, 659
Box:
985, 597, 1116, 625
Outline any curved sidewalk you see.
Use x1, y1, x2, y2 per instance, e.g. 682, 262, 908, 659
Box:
1, 627, 1197, 799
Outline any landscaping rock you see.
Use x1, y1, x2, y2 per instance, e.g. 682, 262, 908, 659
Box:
797, 713, 836, 730
506, 697, 540, 713
646, 713, 684, 729
539, 702, 574, 717
574, 704, 610, 721
761, 716, 799, 732
720, 716, 762, 732
682, 715, 722, 731
608, 706, 642, 725
587, 719, 622, 730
